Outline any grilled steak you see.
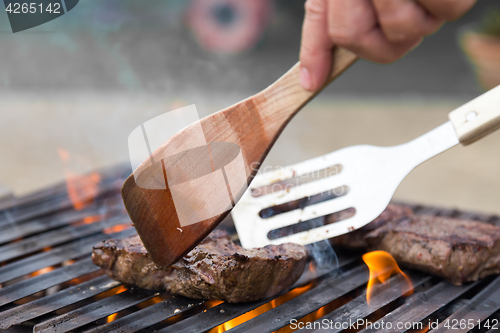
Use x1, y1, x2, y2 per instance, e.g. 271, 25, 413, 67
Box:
92, 230, 308, 303
329, 204, 414, 249
365, 215, 500, 285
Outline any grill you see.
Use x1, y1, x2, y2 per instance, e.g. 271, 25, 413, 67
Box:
1, 165, 500, 333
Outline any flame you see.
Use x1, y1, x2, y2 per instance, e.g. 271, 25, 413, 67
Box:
415, 326, 430, 333
72, 215, 102, 227
58, 149, 101, 211
277, 292, 356, 333
282, 305, 328, 332
83, 215, 101, 224
307, 262, 316, 274
103, 224, 132, 234
208, 283, 314, 333
93, 285, 128, 303
30, 266, 54, 277
136, 295, 167, 309
362, 251, 413, 304
106, 313, 118, 323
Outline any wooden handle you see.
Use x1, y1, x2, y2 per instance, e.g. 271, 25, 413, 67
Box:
449, 85, 500, 145
257, 47, 358, 130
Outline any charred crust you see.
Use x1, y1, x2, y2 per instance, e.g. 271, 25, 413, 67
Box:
232, 253, 250, 261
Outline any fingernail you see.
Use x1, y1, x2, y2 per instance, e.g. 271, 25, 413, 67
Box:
300, 67, 312, 90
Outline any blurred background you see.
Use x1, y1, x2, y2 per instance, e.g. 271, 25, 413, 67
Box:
0, 0, 499, 214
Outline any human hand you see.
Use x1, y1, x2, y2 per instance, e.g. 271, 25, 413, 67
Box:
299, 0, 477, 90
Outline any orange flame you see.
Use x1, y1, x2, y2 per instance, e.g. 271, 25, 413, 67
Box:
307, 262, 316, 274
362, 251, 413, 304
58, 149, 101, 211
103, 224, 132, 234
277, 291, 356, 333
30, 266, 55, 277
208, 282, 314, 333
136, 295, 166, 309
83, 215, 101, 224
93, 285, 128, 304
72, 215, 102, 227
415, 326, 430, 333
106, 313, 118, 323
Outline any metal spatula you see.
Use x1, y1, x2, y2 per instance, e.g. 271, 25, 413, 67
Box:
232, 85, 500, 249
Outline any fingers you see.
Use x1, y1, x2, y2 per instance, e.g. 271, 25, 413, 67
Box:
299, 0, 476, 90
372, 0, 443, 43
417, 0, 477, 21
326, 0, 422, 63
337, 29, 422, 64
300, 0, 381, 90
300, 0, 333, 91
326, 0, 379, 45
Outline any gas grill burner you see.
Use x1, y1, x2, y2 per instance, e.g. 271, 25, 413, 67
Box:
0, 165, 499, 333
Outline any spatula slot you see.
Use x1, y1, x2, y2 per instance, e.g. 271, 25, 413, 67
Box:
325, 207, 356, 225
259, 186, 349, 219
250, 165, 343, 198
267, 207, 356, 240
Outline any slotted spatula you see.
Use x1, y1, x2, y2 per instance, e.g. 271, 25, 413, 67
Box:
232, 84, 500, 248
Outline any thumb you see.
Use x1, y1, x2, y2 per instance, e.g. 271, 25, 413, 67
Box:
300, 0, 333, 91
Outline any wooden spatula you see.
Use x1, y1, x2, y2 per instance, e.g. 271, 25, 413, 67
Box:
121, 47, 358, 268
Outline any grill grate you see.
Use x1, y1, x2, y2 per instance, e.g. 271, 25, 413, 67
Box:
0, 165, 499, 333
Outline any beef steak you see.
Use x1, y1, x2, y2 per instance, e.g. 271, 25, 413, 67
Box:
92, 230, 308, 303
365, 215, 500, 285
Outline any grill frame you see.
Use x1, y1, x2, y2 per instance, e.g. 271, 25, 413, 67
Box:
0, 166, 499, 333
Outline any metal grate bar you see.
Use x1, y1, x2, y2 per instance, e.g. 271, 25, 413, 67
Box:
0, 199, 124, 245
33, 289, 159, 333
0, 192, 74, 227
0, 275, 120, 329
303, 273, 431, 333
0, 228, 136, 284
0, 183, 67, 212
162, 295, 279, 333
162, 258, 359, 333
0, 165, 129, 213
0, 209, 91, 244
222, 265, 370, 333
432, 276, 500, 333
0, 257, 99, 307
83, 296, 202, 333
0, 194, 498, 333
358, 280, 480, 333
0, 181, 120, 227
0, 216, 129, 262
